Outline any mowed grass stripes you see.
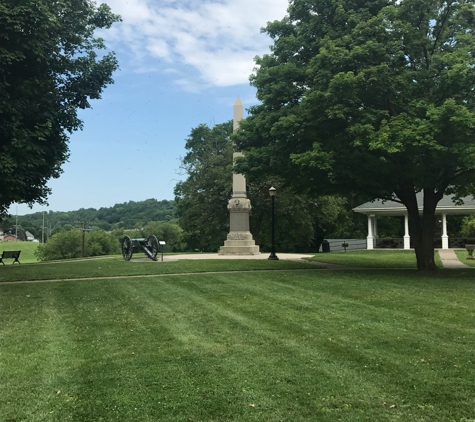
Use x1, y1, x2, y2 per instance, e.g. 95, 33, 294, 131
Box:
1, 270, 473, 421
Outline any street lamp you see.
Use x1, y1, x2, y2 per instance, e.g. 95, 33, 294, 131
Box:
268, 186, 279, 260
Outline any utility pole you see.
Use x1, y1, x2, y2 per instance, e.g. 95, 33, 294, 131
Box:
74, 221, 94, 257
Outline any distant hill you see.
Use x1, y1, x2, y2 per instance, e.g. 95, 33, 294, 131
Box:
7, 199, 176, 236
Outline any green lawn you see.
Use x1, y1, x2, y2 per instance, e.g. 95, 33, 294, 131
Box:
0, 257, 320, 283
1, 268, 473, 421
307, 249, 444, 268
0, 240, 39, 263
455, 249, 475, 267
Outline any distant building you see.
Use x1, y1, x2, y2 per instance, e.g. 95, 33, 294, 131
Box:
25, 231, 35, 242
4, 234, 18, 241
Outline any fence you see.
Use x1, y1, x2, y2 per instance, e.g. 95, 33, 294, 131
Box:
322, 237, 475, 252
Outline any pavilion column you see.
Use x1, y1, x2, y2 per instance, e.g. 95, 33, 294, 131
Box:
367, 214, 374, 250
441, 213, 449, 249
373, 216, 378, 247
403, 214, 410, 250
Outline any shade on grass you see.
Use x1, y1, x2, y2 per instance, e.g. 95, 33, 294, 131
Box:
1, 269, 473, 421
307, 250, 443, 268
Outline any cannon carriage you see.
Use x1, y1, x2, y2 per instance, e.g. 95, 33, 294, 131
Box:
121, 235, 160, 261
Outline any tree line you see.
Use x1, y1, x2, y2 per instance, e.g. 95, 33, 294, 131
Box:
2, 199, 176, 241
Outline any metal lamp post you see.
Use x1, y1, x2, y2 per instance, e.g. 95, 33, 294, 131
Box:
268, 186, 279, 260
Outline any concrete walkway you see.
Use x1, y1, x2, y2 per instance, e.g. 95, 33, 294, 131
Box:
437, 249, 471, 269
161, 253, 314, 262
161, 250, 473, 269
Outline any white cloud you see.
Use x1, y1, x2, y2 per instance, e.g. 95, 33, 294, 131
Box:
101, 0, 289, 89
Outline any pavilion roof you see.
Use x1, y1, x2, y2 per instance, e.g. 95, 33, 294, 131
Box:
353, 193, 475, 216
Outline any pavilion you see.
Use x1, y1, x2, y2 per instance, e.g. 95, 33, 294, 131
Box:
353, 193, 475, 250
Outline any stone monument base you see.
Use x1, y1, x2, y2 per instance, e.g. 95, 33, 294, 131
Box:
219, 231, 260, 255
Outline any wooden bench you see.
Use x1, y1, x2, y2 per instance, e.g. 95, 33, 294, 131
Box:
0, 250, 21, 265
378, 239, 399, 248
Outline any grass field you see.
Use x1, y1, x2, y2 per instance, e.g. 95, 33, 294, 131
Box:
1, 261, 473, 421
0, 240, 39, 263
307, 250, 444, 268
0, 257, 320, 283
455, 249, 475, 267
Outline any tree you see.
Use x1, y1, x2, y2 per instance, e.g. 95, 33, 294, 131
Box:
174, 122, 235, 251
0, 0, 120, 216
235, 0, 475, 271
174, 121, 347, 252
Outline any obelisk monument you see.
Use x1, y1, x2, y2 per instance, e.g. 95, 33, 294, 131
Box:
219, 97, 260, 255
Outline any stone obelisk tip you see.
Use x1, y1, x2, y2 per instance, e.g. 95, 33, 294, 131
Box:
233, 96, 244, 131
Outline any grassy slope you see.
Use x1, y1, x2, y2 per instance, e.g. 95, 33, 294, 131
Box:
0, 240, 39, 263
308, 250, 444, 268
1, 270, 474, 421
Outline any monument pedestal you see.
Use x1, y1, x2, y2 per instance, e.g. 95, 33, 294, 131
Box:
219, 232, 260, 255
219, 198, 259, 255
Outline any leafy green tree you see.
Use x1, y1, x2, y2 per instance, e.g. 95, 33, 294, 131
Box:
235, 0, 475, 270
0, 0, 120, 216
175, 121, 348, 252
174, 122, 235, 251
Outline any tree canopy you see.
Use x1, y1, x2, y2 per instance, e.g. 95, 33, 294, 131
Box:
0, 0, 120, 216
174, 121, 355, 252
235, 0, 475, 270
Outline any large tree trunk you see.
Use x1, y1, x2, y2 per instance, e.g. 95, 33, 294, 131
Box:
397, 186, 443, 271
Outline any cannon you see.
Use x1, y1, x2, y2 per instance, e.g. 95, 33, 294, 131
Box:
121, 235, 160, 261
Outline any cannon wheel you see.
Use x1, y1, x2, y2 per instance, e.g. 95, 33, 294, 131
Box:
146, 235, 159, 259
122, 236, 133, 261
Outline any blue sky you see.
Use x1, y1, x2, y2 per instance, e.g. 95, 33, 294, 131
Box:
10, 0, 289, 216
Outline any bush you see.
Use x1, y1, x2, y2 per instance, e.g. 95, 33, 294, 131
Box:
460, 216, 475, 237
85, 230, 121, 256
35, 229, 120, 261
143, 222, 185, 252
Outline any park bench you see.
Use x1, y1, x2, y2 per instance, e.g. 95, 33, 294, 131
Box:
0, 250, 21, 265
378, 239, 399, 248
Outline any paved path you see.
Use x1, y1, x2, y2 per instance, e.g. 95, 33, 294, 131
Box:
163, 250, 473, 270
138, 252, 351, 270
437, 249, 471, 269
161, 253, 314, 261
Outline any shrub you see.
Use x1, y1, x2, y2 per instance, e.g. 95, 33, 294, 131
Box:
143, 221, 185, 252
460, 216, 475, 238
35, 229, 120, 261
